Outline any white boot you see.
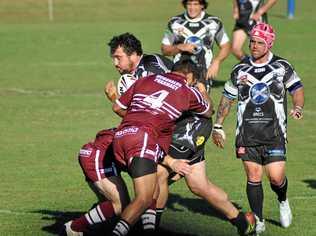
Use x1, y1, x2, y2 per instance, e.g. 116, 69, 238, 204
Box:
280, 199, 292, 228
254, 215, 265, 234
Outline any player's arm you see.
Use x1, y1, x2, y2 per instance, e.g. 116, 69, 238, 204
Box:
289, 87, 304, 120
161, 155, 192, 176
251, 0, 278, 21
232, 0, 239, 20
112, 102, 127, 117
206, 41, 231, 80
104, 80, 119, 103
161, 43, 197, 56
212, 95, 235, 148
195, 82, 214, 116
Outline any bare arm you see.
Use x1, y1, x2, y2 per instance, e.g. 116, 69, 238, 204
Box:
112, 103, 127, 118
206, 42, 231, 80
161, 155, 192, 176
212, 95, 235, 148
290, 87, 304, 119
233, 0, 239, 20
161, 43, 197, 57
195, 82, 214, 118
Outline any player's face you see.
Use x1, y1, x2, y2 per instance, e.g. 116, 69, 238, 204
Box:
111, 46, 135, 74
249, 37, 268, 60
186, 1, 204, 19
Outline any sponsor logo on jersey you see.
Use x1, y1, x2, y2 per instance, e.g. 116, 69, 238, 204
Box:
196, 136, 205, 146
250, 82, 270, 105
115, 127, 139, 137
254, 67, 266, 73
189, 22, 200, 27
185, 36, 203, 54
253, 107, 264, 117
79, 149, 92, 157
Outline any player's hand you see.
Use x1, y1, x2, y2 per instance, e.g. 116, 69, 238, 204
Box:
206, 59, 220, 80
104, 80, 118, 102
212, 124, 226, 148
195, 82, 207, 93
290, 106, 303, 120
169, 159, 192, 176
177, 43, 197, 54
251, 12, 261, 22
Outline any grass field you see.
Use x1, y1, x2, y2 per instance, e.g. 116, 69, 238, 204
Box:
0, 0, 315, 235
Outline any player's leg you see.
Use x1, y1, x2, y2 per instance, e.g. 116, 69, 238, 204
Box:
112, 158, 158, 236
231, 29, 248, 60
155, 164, 171, 227
184, 161, 255, 235
65, 176, 129, 235
265, 161, 292, 228
242, 160, 265, 233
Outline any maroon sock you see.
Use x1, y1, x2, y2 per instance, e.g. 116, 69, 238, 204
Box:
71, 201, 115, 232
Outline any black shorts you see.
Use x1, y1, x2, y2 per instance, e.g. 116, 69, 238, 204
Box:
236, 144, 286, 165
168, 142, 205, 165
233, 20, 255, 35
128, 157, 157, 178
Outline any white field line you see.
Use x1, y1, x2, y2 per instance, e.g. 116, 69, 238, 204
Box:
0, 195, 315, 216
0, 88, 103, 97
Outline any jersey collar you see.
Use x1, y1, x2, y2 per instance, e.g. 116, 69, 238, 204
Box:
184, 11, 205, 22
250, 52, 274, 67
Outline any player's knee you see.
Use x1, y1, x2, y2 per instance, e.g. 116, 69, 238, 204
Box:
269, 176, 284, 186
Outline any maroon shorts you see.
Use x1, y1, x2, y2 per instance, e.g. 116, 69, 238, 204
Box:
113, 126, 163, 168
78, 129, 119, 182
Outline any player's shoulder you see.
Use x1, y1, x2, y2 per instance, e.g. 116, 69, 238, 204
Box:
232, 57, 251, 73
168, 13, 186, 24
203, 13, 223, 25
270, 54, 294, 69
141, 54, 173, 72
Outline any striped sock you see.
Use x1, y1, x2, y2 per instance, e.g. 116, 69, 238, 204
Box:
71, 201, 115, 232
112, 219, 130, 236
141, 199, 157, 231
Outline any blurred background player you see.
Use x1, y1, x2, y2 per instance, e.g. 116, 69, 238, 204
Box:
212, 23, 304, 234
105, 32, 173, 101
110, 59, 212, 236
161, 0, 230, 92
231, 0, 278, 60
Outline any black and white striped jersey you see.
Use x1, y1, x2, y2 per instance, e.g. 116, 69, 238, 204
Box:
162, 11, 229, 70
133, 54, 173, 80
223, 53, 303, 146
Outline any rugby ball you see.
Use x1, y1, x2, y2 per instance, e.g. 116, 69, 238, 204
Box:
117, 74, 136, 96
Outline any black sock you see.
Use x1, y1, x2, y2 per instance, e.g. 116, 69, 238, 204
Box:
230, 212, 248, 234
112, 219, 130, 236
247, 181, 264, 220
155, 208, 165, 228
270, 177, 288, 202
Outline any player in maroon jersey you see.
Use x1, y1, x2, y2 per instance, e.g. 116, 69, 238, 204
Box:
111, 59, 212, 236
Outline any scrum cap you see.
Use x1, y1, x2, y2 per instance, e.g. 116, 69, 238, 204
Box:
250, 23, 276, 49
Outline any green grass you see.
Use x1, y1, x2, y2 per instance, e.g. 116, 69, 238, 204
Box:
0, 0, 315, 235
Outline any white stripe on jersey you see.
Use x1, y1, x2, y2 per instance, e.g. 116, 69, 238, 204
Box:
162, 102, 181, 116
95, 150, 101, 181
140, 132, 148, 158
116, 99, 128, 110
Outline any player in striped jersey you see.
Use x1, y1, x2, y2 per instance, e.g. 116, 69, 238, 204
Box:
212, 23, 304, 234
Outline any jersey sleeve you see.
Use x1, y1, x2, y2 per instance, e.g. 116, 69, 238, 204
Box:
214, 19, 230, 46
161, 19, 176, 45
187, 87, 210, 115
280, 60, 303, 94
223, 70, 238, 100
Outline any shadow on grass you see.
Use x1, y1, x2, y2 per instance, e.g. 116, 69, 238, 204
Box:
167, 193, 243, 221
302, 179, 316, 189
211, 79, 226, 88
33, 209, 198, 236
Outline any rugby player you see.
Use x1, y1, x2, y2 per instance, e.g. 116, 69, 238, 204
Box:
161, 0, 230, 91
212, 23, 304, 234
231, 0, 278, 60
110, 59, 213, 236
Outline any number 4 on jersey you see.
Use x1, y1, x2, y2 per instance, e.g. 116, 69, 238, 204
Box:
143, 90, 169, 109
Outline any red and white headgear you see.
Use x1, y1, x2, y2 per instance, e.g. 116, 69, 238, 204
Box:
250, 23, 276, 49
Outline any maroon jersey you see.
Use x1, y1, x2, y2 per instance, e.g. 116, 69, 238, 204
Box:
115, 72, 210, 152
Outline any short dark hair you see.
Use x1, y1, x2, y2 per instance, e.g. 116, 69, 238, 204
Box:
108, 33, 143, 56
172, 59, 199, 80
182, 0, 208, 9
